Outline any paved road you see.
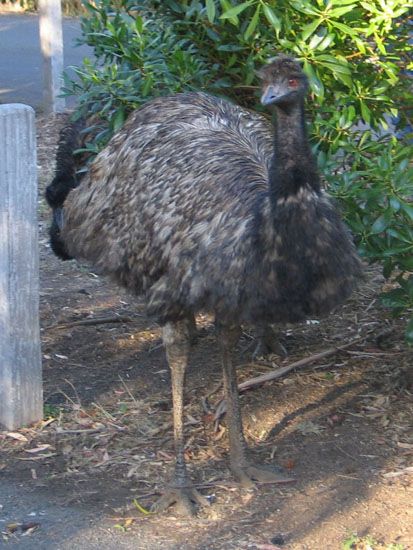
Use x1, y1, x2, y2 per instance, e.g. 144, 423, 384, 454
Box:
0, 13, 92, 110
0, 478, 162, 549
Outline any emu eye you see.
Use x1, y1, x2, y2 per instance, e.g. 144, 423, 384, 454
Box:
288, 78, 299, 88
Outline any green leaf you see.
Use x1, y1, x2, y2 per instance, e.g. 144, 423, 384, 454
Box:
220, 1, 252, 20
244, 4, 261, 39
217, 44, 244, 51
331, 0, 359, 5
205, 0, 216, 22
290, 1, 320, 16
400, 202, 413, 221
142, 74, 153, 96
302, 18, 322, 41
360, 101, 371, 123
374, 33, 386, 55
406, 275, 413, 299
330, 5, 357, 17
134, 16, 144, 35
303, 60, 324, 99
309, 29, 335, 51
381, 245, 412, 257
370, 214, 388, 234
330, 20, 356, 35
406, 317, 413, 345
386, 228, 412, 244
263, 4, 281, 33
334, 72, 352, 87
383, 258, 394, 278
399, 256, 413, 271
316, 55, 351, 74
354, 37, 366, 54
381, 289, 408, 309
389, 197, 401, 211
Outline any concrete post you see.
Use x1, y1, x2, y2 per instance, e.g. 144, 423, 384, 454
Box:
0, 104, 43, 430
39, 0, 66, 114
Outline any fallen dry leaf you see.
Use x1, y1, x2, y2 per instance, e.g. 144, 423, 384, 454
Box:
25, 444, 53, 454
397, 442, 413, 450
17, 453, 57, 461
21, 522, 40, 536
382, 466, 413, 478
283, 458, 296, 470
6, 432, 28, 442
252, 544, 282, 550
294, 421, 324, 436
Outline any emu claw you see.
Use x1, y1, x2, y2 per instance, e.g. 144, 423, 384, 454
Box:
232, 463, 295, 488
151, 486, 210, 516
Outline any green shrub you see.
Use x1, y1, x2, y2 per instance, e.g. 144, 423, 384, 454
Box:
321, 135, 413, 342
63, 0, 413, 342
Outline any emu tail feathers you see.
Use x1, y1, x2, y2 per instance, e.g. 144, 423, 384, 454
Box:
46, 116, 87, 260
45, 117, 86, 208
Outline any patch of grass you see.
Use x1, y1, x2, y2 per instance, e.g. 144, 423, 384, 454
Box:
342, 532, 405, 550
43, 403, 63, 419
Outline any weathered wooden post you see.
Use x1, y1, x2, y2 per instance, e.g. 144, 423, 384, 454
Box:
39, 0, 66, 114
0, 104, 43, 430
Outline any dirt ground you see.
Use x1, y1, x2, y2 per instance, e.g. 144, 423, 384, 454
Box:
1, 114, 412, 549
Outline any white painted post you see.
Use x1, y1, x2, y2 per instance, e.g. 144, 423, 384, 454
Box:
0, 104, 43, 430
39, 0, 66, 114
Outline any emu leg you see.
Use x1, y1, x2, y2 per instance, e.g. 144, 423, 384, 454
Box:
151, 319, 209, 515
219, 324, 294, 487
253, 324, 288, 359
186, 313, 198, 344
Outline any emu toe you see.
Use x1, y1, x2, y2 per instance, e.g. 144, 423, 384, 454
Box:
231, 463, 295, 488
253, 325, 288, 359
252, 338, 288, 359
151, 486, 210, 516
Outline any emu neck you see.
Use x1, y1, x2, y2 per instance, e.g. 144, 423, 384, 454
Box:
269, 102, 320, 203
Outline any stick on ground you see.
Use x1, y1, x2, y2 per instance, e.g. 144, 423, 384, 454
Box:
46, 315, 134, 330
238, 333, 371, 393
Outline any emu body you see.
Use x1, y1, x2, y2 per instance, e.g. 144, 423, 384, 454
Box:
57, 93, 357, 325
47, 56, 361, 514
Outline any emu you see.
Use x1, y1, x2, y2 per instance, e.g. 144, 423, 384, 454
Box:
46, 55, 362, 515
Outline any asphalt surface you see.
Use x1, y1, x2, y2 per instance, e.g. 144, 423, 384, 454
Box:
0, 479, 158, 549
0, 13, 92, 110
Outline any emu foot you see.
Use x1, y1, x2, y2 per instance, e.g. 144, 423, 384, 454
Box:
151, 485, 210, 516
253, 338, 288, 359
231, 463, 295, 488
253, 325, 288, 359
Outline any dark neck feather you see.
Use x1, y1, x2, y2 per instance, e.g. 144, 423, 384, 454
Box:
269, 102, 320, 203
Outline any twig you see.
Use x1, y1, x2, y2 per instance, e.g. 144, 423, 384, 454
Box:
118, 375, 139, 405
92, 401, 116, 421
345, 350, 402, 357
63, 378, 82, 406
201, 381, 223, 414
46, 315, 133, 330
55, 428, 103, 434
148, 416, 200, 437
210, 333, 374, 423
238, 333, 371, 393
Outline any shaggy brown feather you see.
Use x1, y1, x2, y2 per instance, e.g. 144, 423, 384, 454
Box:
59, 91, 360, 324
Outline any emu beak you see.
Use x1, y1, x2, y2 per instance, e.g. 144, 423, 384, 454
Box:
261, 84, 288, 106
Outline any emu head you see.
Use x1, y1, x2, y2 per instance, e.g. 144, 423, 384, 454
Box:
257, 55, 308, 107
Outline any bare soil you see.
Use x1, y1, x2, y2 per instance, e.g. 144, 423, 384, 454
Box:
1, 114, 412, 550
